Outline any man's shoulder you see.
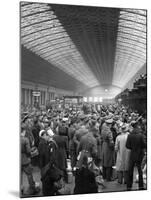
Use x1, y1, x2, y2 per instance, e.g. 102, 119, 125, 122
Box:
75, 129, 81, 135
21, 136, 29, 143
80, 133, 88, 140
39, 138, 46, 145
116, 134, 122, 139
79, 127, 88, 134
69, 127, 75, 132
128, 132, 142, 140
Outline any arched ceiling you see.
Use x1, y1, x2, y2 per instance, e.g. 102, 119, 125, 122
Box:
21, 2, 146, 98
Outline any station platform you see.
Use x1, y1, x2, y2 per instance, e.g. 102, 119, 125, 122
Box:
21, 166, 146, 197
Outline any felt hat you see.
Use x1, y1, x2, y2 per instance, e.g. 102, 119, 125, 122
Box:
106, 118, 113, 124
39, 130, 46, 137
121, 124, 129, 132
62, 117, 68, 122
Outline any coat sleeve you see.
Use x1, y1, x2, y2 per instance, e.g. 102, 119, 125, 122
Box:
77, 138, 83, 154
73, 132, 80, 150
141, 134, 147, 149
115, 136, 119, 152
108, 130, 114, 149
126, 135, 131, 149
64, 136, 69, 158
38, 143, 45, 169
91, 139, 98, 158
25, 137, 31, 155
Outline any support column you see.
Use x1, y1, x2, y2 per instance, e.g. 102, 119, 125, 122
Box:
45, 89, 49, 105
28, 90, 30, 105
24, 89, 27, 105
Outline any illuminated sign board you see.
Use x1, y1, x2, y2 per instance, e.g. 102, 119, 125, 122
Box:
32, 91, 41, 97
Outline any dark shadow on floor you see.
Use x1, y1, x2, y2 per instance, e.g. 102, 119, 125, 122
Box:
8, 191, 19, 197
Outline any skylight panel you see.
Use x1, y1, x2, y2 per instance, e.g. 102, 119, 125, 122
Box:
121, 8, 147, 16
117, 34, 146, 44
118, 27, 146, 38
22, 31, 68, 44
21, 3, 50, 17
21, 3, 99, 88
118, 21, 146, 32
120, 12, 146, 24
112, 8, 146, 89
21, 13, 56, 28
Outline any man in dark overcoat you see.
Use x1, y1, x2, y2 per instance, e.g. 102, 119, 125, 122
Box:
53, 133, 68, 181
101, 118, 115, 181
74, 155, 98, 194
21, 126, 38, 195
38, 130, 63, 196
126, 121, 146, 190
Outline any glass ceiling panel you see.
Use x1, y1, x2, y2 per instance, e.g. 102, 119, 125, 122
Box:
118, 26, 146, 34
21, 2, 30, 6
117, 37, 146, 46
112, 8, 146, 89
118, 21, 146, 32
22, 31, 67, 44
116, 48, 146, 58
21, 16, 56, 28
116, 53, 146, 62
22, 10, 53, 18
117, 34, 146, 44
28, 20, 61, 31
21, 3, 99, 88
117, 43, 146, 53
45, 60, 98, 85
118, 28, 146, 39
47, 51, 80, 61
113, 61, 144, 87
116, 50, 146, 60
39, 43, 73, 54
119, 18, 145, 26
25, 36, 70, 48
116, 39, 146, 50
121, 8, 147, 16
21, 25, 64, 37
30, 40, 69, 52
114, 58, 142, 65
119, 12, 146, 24
21, 3, 50, 17
41, 46, 75, 57
115, 58, 144, 66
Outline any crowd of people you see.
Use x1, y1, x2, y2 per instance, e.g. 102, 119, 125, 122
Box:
20, 102, 147, 196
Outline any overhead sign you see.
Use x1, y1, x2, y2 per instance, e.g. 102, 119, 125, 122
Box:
64, 98, 78, 104
32, 91, 41, 97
